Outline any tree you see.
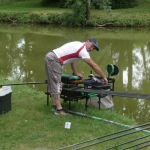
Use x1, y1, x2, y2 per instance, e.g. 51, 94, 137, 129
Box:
41, 0, 111, 26
65, 0, 111, 21
86, 0, 91, 20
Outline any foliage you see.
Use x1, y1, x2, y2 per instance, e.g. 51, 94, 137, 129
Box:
41, 0, 138, 9
56, 0, 111, 26
59, 0, 111, 10
41, 0, 60, 6
0, 12, 7, 21
57, 0, 87, 26
91, 0, 111, 9
91, 0, 112, 14
110, 0, 138, 9
0, 0, 25, 5
58, 12, 83, 26
40, 0, 111, 26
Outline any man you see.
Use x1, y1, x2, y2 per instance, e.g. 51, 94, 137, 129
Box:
45, 38, 108, 115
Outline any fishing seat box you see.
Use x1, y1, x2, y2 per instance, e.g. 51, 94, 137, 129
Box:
0, 86, 12, 114
61, 73, 81, 84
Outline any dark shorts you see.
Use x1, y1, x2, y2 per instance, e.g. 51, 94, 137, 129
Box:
45, 51, 62, 95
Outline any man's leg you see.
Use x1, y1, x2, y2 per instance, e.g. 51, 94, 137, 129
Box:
45, 52, 67, 115
51, 94, 62, 110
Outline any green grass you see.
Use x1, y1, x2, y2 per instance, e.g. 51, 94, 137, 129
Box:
0, 0, 70, 13
0, 76, 150, 150
0, 0, 149, 26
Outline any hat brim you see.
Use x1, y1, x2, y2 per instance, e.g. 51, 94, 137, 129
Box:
92, 43, 99, 51
95, 47, 99, 51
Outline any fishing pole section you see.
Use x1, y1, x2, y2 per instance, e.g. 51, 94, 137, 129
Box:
58, 116, 150, 150
0, 81, 47, 87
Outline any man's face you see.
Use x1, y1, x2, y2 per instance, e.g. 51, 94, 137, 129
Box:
86, 40, 96, 52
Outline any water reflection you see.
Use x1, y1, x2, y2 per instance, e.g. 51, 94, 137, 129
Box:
0, 24, 150, 124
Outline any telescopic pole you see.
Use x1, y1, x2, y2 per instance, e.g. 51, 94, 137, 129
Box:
67, 110, 150, 134
0, 81, 46, 86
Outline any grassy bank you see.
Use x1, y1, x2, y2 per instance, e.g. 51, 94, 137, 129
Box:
0, 0, 150, 27
0, 76, 150, 150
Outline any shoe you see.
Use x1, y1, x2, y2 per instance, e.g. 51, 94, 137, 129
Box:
52, 105, 56, 111
55, 109, 68, 116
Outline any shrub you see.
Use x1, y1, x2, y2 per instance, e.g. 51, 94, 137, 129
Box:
110, 0, 138, 9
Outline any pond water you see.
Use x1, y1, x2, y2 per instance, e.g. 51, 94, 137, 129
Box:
0, 23, 150, 124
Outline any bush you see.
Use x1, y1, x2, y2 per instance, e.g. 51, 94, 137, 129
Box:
110, 0, 138, 9
41, 0, 60, 6
15, 13, 30, 23
29, 13, 50, 23
57, 12, 85, 26
0, 13, 8, 22
41, 0, 138, 10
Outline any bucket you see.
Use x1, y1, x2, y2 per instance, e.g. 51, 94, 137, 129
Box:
0, 86, 12, 114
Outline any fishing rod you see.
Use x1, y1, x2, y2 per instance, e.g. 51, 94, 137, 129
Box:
68, 110, 150, 134
74, 88, 150, 100
106, 134, 150, 150
122, 139, 150, 150
58, 122, 150, 150
134, 143, 150, 150
0, 81, 47, 86
58, 123, 150, 150
73, 125, 150, 150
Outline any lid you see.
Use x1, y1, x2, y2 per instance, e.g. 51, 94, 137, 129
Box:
0, 86, 12, 97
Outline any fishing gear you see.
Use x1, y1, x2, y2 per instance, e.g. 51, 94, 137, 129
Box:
73, 125, 150, 150
0, 81, 46, 86
106, 134, 150, 150
58, 122, 150, 150
134, 143, 150, 150
67, 110, 150, 134
122, 139, 150, 150
73, 88, 150, 100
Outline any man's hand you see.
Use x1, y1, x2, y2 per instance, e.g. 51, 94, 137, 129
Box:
102, 77, 108, 85
74, 73, 84, 79
71, 62, 84, 79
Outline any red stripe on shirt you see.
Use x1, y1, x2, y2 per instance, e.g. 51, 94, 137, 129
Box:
59, 44, 85, 63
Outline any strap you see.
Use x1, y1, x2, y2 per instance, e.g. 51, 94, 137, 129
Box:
59, 44, 85, 63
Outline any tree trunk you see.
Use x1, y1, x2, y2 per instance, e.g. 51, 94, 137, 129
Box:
86, 0, 91, 20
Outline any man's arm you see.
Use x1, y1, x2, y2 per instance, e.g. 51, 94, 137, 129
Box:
83, 58, 108, 84
70, 62, 83, 78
